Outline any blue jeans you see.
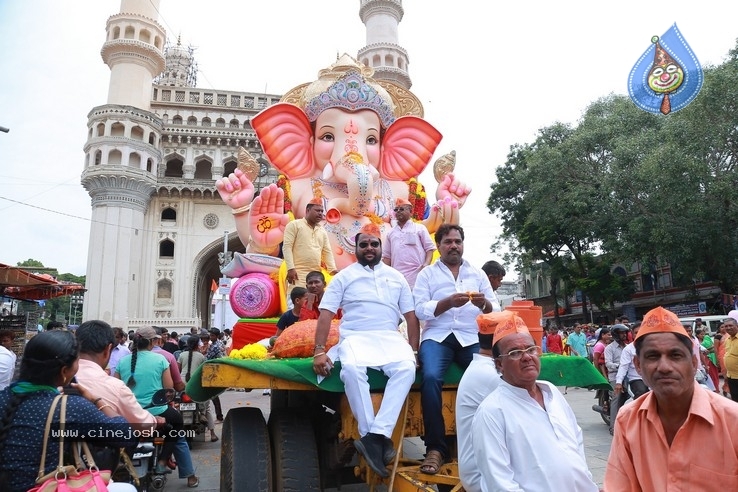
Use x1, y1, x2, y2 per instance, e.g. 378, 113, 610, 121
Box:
173, 436, 196, 478
419, 335, 478, 458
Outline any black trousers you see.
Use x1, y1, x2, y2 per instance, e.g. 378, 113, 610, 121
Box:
212, 396, 223, 420
727, 377, 738, 403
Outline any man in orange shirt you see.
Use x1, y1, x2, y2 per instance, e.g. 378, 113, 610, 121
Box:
604, 306, 738, 491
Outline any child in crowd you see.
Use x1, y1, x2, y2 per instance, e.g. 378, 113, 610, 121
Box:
274, 287, 307, 338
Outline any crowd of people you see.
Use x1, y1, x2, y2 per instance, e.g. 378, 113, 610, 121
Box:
0, 319, 240, 491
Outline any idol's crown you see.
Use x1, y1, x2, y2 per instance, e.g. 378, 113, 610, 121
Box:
304, 70, 396, 128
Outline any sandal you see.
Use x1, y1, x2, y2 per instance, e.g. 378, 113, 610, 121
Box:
187, 475, 199, 488
419, 449, 444, 475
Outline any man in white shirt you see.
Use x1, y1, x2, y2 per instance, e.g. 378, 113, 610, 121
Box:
604, 324, 629, 435
106, 326, 131, 375
472, 315, 599, 491
0, 330, 16, 390
413, 224, 498, 474
455, 311, 509, 492
312, 224, 420, 479
615, 323, 649, 400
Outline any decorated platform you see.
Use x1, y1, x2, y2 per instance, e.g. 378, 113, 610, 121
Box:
185, 353, 609, 402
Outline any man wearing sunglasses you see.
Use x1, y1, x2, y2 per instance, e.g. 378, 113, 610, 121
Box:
382, 197, 436, 288
312, 224, 420, 478
472, 314, 599, 491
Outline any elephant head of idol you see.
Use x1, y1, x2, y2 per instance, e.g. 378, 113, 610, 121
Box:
251, 54, 443, 226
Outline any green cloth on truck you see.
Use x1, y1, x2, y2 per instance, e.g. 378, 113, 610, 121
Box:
185, 353, 610, 403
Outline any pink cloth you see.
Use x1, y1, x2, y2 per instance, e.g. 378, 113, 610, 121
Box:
605, 381, 738, 491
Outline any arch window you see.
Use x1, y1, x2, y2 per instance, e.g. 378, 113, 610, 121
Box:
148, 133, 156, 145
124, 26, 135, 39
95, 123, 105, 137
110, 122, 125, 137
108, 149, 122, 166
194, 159, 212, 179
202, 117, 211, 127
139, 29, 151, 44
146, 158, 153, 173
159, 239, 174, 258
172, 115, 183, 125
154, 36, 162, 50
187, 116, 197, 126
223, 160, 237, 177
164, 158, 184, 178
129, 152, 142, 169
215, 118, 225, 128
131, 125, 144, 141
94, 150, 102, 165
157, 279, 172, 299
229, 119, 239, 128
112, 26, 120, 39
161, 207, 176, 222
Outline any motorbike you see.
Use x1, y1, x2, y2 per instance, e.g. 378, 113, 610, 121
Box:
591, 388, 611, 426
177, 392, 206, 447
114, 388, 176, 491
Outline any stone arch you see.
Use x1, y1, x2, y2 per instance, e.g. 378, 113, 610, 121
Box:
139, 29, 151, 44
187, 116, 197, 126
154, 36, 162, 50
165, 156, 184, 178
108, 149, 122, 166
159, 239, 175, 258
229, 118, 239, 128
124, 25, 135, 39
157, 278, 172, 299
202, 117, 211, 127
94, 150, 102, 165
172, 115, 183, 125
161, 207, 176, 222
194, 157, 213, 179
131, 125, 144, 141
223, 159, 237, 177
215, 118, 225, 128
148, 133, 156, 145
111, 122, 125, 137
372, 54, 381, 66
192, 233, 244, 328
146, 158, 154, 173
129, 151, 142, 169
112, 26, 120, 39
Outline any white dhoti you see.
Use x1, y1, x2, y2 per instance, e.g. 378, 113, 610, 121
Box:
333, 330, 416, 438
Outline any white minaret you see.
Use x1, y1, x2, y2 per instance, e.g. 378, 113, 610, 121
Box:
81, 0, 166, 326
357, 0, 411, 89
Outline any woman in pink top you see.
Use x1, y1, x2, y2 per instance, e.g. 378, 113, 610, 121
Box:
592, 327, 612, 378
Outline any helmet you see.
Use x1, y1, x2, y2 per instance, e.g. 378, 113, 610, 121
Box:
611, 324, 629, 333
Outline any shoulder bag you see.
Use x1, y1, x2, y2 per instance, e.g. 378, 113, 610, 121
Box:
28, 394, 111, 492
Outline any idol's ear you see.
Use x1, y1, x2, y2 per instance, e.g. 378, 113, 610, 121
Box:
251, 103, 315, 179
380, 116, 442, 181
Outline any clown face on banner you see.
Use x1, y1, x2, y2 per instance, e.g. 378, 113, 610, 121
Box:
628, 23, 703, 115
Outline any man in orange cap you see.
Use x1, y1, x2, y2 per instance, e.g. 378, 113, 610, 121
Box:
605, 306, 738, 491
471, 313, 598, 491
382, 197, 436, 288
455, 311, 507, 492
282, 197, 338, 296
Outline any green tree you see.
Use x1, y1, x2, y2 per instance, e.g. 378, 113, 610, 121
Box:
17, 259, 44, 268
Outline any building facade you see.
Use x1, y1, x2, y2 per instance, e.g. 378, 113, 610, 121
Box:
81, 0, 411, 330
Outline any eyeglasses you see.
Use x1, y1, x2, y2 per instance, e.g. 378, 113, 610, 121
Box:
393, 207, 409, 212
498, 346, 542, 360
358, 241, 380, 248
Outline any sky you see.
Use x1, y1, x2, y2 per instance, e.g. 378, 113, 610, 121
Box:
2, 0, 738, 278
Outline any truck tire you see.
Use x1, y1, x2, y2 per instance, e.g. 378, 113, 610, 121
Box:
220, 407, 272, 492
268, 409, 321, 491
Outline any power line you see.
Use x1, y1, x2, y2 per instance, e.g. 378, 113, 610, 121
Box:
0, 195, 235, 240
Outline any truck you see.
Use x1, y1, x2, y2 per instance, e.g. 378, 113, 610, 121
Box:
186, 354, 609, 491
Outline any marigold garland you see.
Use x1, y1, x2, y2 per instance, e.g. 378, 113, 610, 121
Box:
229, 343, 268, 360
276, 174, 293, 215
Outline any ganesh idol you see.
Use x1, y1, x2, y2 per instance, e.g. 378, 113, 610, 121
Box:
216, 54, 471, 272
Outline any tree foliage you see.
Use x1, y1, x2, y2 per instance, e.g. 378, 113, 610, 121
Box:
489, 42, 738, 306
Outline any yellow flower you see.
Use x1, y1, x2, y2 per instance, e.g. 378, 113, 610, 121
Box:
229, 343, 268, 360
